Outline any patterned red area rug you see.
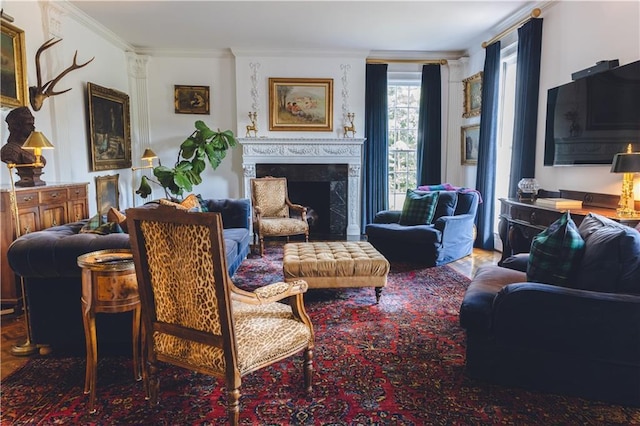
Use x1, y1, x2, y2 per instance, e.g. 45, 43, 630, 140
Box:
2, 245, 639, 425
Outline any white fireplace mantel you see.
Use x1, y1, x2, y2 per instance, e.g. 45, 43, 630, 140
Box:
239, 137, 365, 239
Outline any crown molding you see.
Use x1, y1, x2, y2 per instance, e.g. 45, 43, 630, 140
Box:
59, 1, 133, 52
231, 48, 370, 59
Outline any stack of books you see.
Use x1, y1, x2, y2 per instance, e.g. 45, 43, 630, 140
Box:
535, 198, 583, 209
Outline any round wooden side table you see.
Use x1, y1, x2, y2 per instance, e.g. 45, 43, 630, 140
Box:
77, 249, 143, 414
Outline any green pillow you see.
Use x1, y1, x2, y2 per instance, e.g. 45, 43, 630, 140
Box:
80, 214, 125, 235
527, 211, 585, 286
398, 190, 439, 226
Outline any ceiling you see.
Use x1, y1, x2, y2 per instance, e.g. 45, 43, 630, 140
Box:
67, 1, 536, 55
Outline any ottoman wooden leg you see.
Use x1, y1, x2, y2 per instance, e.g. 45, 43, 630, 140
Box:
375, 287, 383, 304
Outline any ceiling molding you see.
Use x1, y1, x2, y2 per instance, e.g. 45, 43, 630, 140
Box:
231, 48, 370, 59
59, 1, 133, 52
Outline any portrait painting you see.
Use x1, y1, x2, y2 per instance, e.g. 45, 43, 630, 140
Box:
86, 82, 131, 171
269, 78, 333, 131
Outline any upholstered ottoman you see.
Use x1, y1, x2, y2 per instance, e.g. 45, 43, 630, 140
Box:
283, 241, 390, 303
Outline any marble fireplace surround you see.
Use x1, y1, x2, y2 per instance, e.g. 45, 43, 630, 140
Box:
239, 137, 365, 239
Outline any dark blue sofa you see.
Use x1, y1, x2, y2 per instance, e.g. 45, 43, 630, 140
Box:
365, 191, 480, 266
459, 213, 640, 406
7, 198, 250, 355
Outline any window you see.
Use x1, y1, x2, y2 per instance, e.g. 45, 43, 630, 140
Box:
388, 79, 420, 210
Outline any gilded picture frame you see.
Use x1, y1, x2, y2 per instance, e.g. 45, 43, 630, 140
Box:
269, 78, 333, 131
95, 174, 120, 223
461, 124, 480, 165
1, 21, 28, 109
462, 72, 483, 118
174, 85, 210, 114
86, 82, 132, 171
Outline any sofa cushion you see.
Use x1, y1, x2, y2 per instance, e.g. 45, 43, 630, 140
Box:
366, 223, 441, 244
433, 191, 458, 220
527, 211, 585, 287
107, 207, 128, 233
398, 190, 439, 226
80, 214, 125, 235
158, 194, 202, 212
576, 213, 640, 294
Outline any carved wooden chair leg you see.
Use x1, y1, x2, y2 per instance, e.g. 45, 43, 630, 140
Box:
227, 387, 240, 426
259, 236, 265, 257
304, 348, 313, 393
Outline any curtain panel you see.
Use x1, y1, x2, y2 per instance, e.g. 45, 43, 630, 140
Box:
508, 18, 544, 198
416, 64, 442, 185
362, 64, 389, 230
474, 41, 501, 250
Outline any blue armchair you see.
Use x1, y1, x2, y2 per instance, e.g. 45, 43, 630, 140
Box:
365, 190, 480, 266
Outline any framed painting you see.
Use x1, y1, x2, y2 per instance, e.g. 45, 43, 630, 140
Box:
1, 21, 28, 109
461, 124, 480, 165
86, 82, 131, 171
174, 85, 210, 114
462, 72, 483, 118
95, 174, 120, 223
269, 78, 333, 131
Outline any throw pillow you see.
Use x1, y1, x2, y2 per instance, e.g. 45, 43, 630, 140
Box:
196, 194, 210, 212
80, 214, 124, 235
527, 211, 585, 287
158, 194, 203, 212
398, 190, 439, 226
107, 207, 128, 233
576, 213, 640, 294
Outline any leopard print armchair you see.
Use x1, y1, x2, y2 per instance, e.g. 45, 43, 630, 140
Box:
250, 177, 309, 256
127, 205, 314, 425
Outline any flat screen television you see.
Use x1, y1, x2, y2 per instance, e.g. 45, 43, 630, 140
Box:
544, 59, 640, 166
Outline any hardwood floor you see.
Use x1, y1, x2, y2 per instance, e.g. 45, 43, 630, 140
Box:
0, 248, 501, 380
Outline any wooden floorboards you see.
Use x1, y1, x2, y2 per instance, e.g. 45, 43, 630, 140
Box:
0, 248, 501, 380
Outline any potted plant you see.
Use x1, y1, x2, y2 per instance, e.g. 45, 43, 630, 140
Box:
136, 120, 238, 199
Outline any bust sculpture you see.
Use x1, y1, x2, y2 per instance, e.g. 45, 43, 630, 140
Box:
1, 107, 47, 186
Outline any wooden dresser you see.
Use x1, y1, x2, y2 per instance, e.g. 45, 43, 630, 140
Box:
1, 182, 89, 310
499, 189, 640, 264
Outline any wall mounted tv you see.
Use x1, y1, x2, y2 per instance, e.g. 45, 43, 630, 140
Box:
544, 59, 640, 166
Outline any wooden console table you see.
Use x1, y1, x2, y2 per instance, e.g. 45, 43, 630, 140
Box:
1, 182, 89, 311
499, 189, 640, 264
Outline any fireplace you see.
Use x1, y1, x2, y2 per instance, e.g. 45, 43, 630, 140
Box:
256, 163, 348, 239
239, 137, 365, 240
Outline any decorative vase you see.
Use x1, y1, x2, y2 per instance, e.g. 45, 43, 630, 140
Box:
517, 178, 540, 202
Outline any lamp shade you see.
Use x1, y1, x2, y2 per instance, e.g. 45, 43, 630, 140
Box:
141, 148, 157, 160
22, 131, 54, 150
611, 152, 640, 173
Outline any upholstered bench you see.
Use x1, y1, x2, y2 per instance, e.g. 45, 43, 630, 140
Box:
283, 241, 390, 303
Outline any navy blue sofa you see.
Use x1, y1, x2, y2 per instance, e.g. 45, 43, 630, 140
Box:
459, 213, 640, 406
365, 191, 480, 266
7, 198, 251, 355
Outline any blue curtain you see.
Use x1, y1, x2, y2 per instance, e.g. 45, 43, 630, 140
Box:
362, 64, 388, 230
508, 18, 544, 198
474, 41, 501, 250
416, 64, 442, 185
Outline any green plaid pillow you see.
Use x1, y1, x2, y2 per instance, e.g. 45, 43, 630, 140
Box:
398, 190, 439, 226
527, 211, 585, 286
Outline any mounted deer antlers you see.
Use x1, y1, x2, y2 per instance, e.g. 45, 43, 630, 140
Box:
29, 38, 94, 111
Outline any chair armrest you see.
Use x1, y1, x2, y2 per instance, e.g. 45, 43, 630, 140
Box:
434, 214, 475, 244
373, 210, 401, 224
493, 283, 640, 363
231, 279, 308, 305
286, 202, 307, 221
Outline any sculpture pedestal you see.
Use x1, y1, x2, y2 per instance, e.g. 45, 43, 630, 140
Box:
15, 167, 46, 187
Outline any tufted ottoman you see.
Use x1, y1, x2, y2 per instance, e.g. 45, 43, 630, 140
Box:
283, 241, 390, 303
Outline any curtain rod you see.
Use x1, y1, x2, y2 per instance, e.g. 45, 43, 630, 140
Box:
482, 8, 541, 48
366, 58, 448, 65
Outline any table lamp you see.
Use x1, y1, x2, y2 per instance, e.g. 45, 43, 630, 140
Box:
131, 148, 158, 206
610, 144, 640, 217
